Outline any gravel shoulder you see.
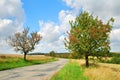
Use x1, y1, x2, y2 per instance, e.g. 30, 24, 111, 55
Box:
0, 58, 68, 80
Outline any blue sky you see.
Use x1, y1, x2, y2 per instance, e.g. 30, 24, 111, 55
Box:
0, 0, 120, 53
22, 0, 70, 32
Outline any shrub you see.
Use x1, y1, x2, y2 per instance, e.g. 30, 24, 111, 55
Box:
49, 51, 56, 57
70, 52, 83, 59
110, 57, 120, 64
106, 57, 120, 64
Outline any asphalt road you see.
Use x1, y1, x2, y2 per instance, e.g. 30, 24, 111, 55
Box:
0, 58, 68, 80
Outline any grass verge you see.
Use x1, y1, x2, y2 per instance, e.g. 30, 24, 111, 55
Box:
0, 54, 57, 71
50, 60, 88, 80
51, 59, 120, 80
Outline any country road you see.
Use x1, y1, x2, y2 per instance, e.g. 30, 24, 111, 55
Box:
0, 59, 68, 80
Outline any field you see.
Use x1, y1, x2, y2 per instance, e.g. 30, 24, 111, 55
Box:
51, 59, 120, 80
76, 59, 120, 80
0, 54, 56, 71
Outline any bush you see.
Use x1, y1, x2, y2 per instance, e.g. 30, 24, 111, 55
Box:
70, 52, 83, 59
49, 51, 56, 57
106, 57, 120, 64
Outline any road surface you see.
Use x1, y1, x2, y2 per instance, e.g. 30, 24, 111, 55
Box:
0, 59, 68, 80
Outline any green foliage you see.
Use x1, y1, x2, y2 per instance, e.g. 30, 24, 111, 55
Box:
105, 57, 120, 64
70, 51, 83, 59
51, 61, 88, 80
0, 57, 56, 71
45, 53, 70, 58
65, 11, 114, 67
49, 51, 56, 57
55, 53, 70, 58
100, 52, 120, 64
110, 57, 120, 64
108, 52, 120, 57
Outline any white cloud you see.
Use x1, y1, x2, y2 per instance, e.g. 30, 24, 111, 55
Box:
0, 0, 24, 22
0, 0, 24, 53
110, 42, 120, 52
33, 10, 75, 53
110, 29, 120, 42
38, 21, 61, 43
63, 0, 120, 24
34, 20, 67, 53
110, 28, 120, 52
59, 10, 75, 32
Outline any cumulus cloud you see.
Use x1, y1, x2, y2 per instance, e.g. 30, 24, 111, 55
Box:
0, 0, 24, 22
0, 0, 24, 53
110, 29, 120, 42
33, 10, 75, 53
63, 0, 120, 25
110, 28, 120, 52
39, 21, 61, 43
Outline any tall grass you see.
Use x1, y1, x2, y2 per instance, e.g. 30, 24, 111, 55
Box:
76, 59, 120, 80
51, 60, 88, 80
84, 64, 120, 80
0, 54, 57, 71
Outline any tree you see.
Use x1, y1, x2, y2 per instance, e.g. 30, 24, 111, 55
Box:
8, 27, 42, 61
65, 11, 114, 67
49, 51, 56, 57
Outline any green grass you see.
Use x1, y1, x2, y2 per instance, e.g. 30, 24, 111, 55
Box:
0, 57, 56, 71
51, 61, 88, 80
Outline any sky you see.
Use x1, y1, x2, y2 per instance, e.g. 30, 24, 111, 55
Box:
0, 0, 120, 54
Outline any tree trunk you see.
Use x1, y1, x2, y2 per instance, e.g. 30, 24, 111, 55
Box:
85, 54, 89, 67
24, 52, 27, 61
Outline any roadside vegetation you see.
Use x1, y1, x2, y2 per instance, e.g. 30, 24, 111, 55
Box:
102, 52, 120, 64
51, 59, 120, 80
84, 63, 120, 80
47, 51, 70, 58
0, 54, 57, 71
106, 56, 120, 64
51, 60, 88, 80
77, 59, 120, 80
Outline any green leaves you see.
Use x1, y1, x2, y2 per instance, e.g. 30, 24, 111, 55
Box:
65, 11, 114, 62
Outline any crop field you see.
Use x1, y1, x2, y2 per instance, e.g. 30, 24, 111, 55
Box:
0, 54, 56, 71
